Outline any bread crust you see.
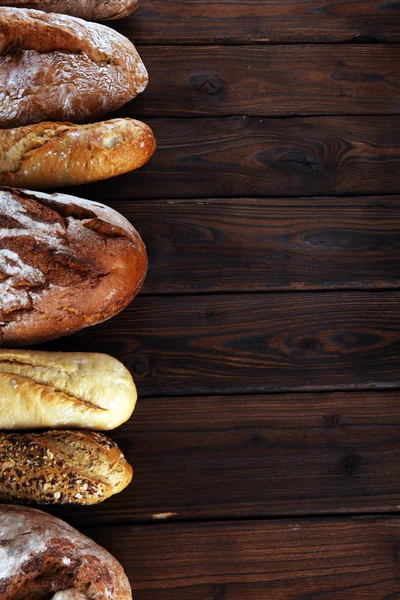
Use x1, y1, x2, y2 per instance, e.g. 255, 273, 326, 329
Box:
0, 0, 139, 20
0, 505, 132, 599
0, 430, 133, 504
0, 187, 148, 346
0, 350, 137, 429
0, 8, 148, 127
0, 118, 156, 189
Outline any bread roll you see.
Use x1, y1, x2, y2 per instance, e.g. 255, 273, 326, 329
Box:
0, 187, 147, 346
0, 430, 133, 504
0, 350, 137, 429
0, 8, 148, 127
0, 0, 138, 20
0, 505, 132, 598
0, 119, 156, 189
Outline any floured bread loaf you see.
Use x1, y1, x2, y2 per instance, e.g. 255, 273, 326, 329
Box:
0, 430, 133, 504
0, 187, 147, 346
0, 0, 139, 20
0, 8, 148, 127
0, 350, 136, 429
0, 119, 156, 189
0, 505, 132, 598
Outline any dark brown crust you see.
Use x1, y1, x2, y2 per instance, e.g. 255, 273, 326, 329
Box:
0, 505, 132, 599
0, 187, 148, 346
0, 8, 148, 127
0, 0, 139, 20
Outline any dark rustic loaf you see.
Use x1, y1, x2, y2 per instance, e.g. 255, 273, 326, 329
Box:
0, 119, 156, 189
0, 187, 147, 346
0, 430, 133, 504
0, 505, 132, 598
0, 8, 148, 127
0, 0, 138, 20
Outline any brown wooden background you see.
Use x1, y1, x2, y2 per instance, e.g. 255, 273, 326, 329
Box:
52, 1, 400, 597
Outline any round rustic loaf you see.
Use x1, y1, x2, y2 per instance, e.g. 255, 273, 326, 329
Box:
0, 505, 132, 598
0, 187, 147, 346
0, 0, 138, 20
0, 8, 148, 127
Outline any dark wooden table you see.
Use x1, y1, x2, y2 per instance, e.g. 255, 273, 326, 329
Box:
51, 2, 400, 597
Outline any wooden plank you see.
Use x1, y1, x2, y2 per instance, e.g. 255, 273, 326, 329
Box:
42, 291, 400, 397
76, 116, 400, 200
108, 196, 400, 294
127, 45, 400, 117
49, 390, 400, 525
87, 517, 400, 599
115, 1, 400, 44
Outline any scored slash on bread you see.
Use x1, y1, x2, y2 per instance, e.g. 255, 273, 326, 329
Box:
0, 0, 139, 21
0, 430, 133, 504
0, 8, 148, 127
0, 119, 156, 189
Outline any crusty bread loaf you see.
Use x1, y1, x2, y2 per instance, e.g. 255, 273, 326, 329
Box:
0, 430, 133, 504
0, 0, 138, 20
0, 187, 147, 346
0, 350, 137, 429
0, 505, 132, 598
0, 119, 156, 189
0, 8, 148, 127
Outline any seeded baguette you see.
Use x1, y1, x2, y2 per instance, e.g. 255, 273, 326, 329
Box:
0, 430, 133, 504
0, 8, 148, 127
0, 119, 156, 189
0, 350, 137, 430
0, 0, 138, 20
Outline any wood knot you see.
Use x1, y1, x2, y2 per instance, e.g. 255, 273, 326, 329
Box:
133, 356, 151, 375
343, 453, 361, 476
189, 74, 225, 96
212, 585, 226, 600
273, 151, 321, 175
325, 414, 341, 428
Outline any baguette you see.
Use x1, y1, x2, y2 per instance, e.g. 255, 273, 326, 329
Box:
0, 8, 148, 127
0, 119, 156, 189
0, 0, 139, 20
0, 506, 132, 599
0, 430, 133, 504
0, 187, 147, 346
0, 350, 137, 430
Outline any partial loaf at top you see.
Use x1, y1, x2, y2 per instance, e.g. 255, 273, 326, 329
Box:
0, 505, 132, 598
0, 187, 147, 346
0, 8, 148, 127
0, 0, 139, 20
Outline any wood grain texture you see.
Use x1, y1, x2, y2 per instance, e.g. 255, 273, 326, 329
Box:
49, 390, 400, 525
109, 196, 400, 294
116, 1, 400, 44
88, 517, 400, 599
41, 291, 400, 397
128, 45, 400, 117
75, 116, 400, 200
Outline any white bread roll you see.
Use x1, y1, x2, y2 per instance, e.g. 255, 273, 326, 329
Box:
0, 350, 136, 430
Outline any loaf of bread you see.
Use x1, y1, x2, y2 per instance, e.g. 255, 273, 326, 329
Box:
0, 8, 148, 128
0, 430, 133, 504
0, 119, 156, 189
0, 505, 132, 598
0, 0, 138, 20
0, 187, 147, 346
0, 350, 137, 429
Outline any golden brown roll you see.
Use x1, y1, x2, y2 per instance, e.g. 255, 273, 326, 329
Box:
0, 0, 138, 20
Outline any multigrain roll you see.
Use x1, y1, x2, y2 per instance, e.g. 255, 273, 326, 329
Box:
0, 8, 148, 127
0, 187, 147, 346
0, 430, 133, 504
0, 350, 137, 430
0, 119, 156, 189
0, 505, 132, 598
0, 0, 139, 20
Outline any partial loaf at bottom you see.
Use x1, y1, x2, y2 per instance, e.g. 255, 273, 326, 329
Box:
0, 505, 132, 599
0, 430, 133, 504
0, 119, 156, 189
